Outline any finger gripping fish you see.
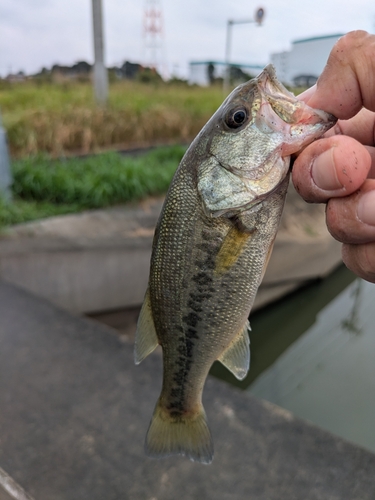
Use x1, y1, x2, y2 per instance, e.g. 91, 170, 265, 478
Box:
134, 65, 336, 464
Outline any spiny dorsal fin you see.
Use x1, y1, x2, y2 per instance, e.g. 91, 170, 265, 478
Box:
134, 289, 159, 365
218, 321, 251, 380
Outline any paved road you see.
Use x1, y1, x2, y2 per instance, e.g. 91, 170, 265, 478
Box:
1, 281, 374, 500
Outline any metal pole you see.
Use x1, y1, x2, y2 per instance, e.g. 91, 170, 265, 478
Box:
223, 13, 264, 95
0, 111, 12, 202
92, 0, 108, 106
223, 20, 233, 95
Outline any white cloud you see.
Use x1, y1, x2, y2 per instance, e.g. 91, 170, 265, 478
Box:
0, 0, 374, 77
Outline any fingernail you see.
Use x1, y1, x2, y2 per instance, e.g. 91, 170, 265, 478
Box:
357, 191, 375, 226
311, 149, 343, 191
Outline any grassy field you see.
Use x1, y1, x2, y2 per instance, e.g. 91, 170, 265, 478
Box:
0, 145, 186, 228
0, 79, 224, 157
0, 78, 306, 228
0, 79, 221, 227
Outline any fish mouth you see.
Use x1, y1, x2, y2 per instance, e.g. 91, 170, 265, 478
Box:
257, 65, 337, 125
255, 65, 337, 156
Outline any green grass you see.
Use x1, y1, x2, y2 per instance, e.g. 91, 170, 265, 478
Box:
0, 80, 224, 157
0, 145, 186, 228
0, 198, 80, 227
0, 78, 308, 228
0, 79, 307, 157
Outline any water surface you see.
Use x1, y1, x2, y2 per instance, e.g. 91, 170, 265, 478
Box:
211, 266, 375, 453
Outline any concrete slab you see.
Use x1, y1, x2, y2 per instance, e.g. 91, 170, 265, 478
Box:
0, 488, 13, 500
0, 467, 34, 500
0, 281, 374, 500
0, 185, 342, 315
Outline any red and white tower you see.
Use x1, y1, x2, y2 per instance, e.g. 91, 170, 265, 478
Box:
142, 0, 167, 77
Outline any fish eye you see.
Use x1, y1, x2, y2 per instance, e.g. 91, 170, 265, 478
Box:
225, 107, 248, 129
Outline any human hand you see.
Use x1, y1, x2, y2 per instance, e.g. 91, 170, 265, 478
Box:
293, 30, 375, 283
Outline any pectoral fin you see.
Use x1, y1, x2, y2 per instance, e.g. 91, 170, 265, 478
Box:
134, 289, 159, 365
218, 321, 251, 380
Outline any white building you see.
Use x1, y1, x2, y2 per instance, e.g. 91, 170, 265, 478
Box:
271, 34, 344, 86
188, 61, 264, 86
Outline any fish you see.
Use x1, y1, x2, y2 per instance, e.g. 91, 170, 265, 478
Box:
134, 65, 336, 464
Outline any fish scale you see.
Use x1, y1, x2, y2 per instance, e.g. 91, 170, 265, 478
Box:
134, 65, 337, 464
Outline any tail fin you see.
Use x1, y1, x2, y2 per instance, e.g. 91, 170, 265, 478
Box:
145, 401, 214, 464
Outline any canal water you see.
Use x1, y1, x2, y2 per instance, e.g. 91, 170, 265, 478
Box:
210, 265, 375, 453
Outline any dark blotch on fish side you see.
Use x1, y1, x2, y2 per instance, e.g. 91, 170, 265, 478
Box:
195, 256, 215, 271
197, 242, 214, 253
169, 409, 184, 418
186, 328, 199, 339
189, 291, 212, 302
185, 339, 194, 357
170, 388, 180, 398
173, 368, 186, 384
183, 312, 201, 328
187, 298, 203, 313
192, 272, 213, 287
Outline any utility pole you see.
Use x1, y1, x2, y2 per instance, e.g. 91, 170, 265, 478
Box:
0, 111, 12, 202
92, 0, 108, 105
223, 7, 265, 95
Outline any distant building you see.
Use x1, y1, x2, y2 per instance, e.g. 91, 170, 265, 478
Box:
51, 61, 92, 81
188, 61, 264, 86
271, 34, 344, 86
114, 61, 143, 80
5, 71, 26, 83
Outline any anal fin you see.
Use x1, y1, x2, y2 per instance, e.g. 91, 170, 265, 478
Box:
134, 289, 159, 365
218, 321, 251, 380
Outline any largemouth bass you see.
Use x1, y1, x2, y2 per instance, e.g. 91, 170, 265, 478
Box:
135, 65, 336, 464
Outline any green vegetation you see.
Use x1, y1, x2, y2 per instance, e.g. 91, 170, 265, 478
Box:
0, 78, 307, 228
0, 145, 186, 228
0, 80, 223, 157
0, 198, 79, 227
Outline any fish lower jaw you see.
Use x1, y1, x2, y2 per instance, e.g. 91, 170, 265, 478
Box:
281, 123, 335, 156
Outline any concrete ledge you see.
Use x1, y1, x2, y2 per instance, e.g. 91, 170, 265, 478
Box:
1, 281, 374, 500
0, 185, 342, 314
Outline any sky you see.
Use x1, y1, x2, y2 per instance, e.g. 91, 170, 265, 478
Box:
0, 0, 374, 78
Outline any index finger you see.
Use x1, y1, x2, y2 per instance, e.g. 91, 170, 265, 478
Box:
303, 31, 375, 119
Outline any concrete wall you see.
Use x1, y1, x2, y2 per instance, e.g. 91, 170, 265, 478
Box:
0, 187, 342, 315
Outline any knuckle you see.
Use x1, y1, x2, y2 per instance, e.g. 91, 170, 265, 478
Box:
342, 242, 375, 283
361, 243, 375, 279
332, 31, 370, 58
